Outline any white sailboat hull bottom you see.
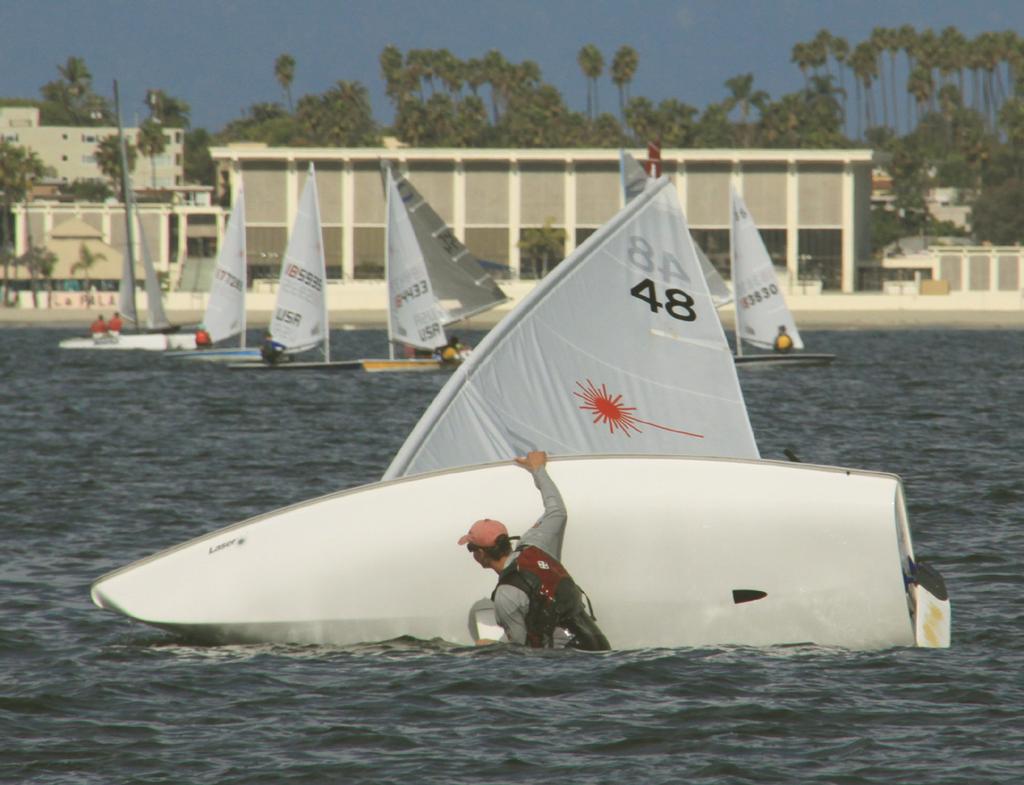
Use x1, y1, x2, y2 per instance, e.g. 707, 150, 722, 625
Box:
225, 360, 365, 371
165, 348, 261, 362
735, 353, 836, 368
59, 333, 197, 351
91, 456, 950, 650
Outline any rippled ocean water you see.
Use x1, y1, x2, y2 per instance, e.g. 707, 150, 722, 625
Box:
2, 326, 1022, 784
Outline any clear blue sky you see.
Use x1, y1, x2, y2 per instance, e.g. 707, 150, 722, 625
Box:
3, 0, 1023, 132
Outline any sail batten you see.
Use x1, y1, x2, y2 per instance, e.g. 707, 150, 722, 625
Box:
384, 177, 759, 480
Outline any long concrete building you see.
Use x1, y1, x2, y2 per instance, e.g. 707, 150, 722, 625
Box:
211, 144, 876, 293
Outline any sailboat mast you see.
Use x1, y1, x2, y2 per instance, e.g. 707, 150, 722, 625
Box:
113, 80, 138, 330
308, 164, 329, 362
384, 166, 395, 361
729, 189, 743, 358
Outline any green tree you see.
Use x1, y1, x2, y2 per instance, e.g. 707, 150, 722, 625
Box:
970, 178, 1024, 243
518, 218, 565, 278
22, 244, 57, 307
0, 141, 46, 305
94, 134, 137, 199
275, 54, 296, 112
71, 242, 105, 291
723, 73, 768, 146
294, 80, 380, 146
184, 128, 214, 186
577, 44, 604, 119
136, 119, 167, 188
611, 45, 639, 121
145, 89, 191, 128
38, 56, 112, 125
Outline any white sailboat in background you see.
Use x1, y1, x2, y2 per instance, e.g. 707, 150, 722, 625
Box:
229, 164, 352, 371
89, 175, 949, 650
356, 164, 508, 372
730, 187, 835, 367
60, 81, 195, 352
167, 188, 258, 362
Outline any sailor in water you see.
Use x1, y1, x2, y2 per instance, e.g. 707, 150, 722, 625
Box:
773, 324, 794, 353
457, 450, 610, 651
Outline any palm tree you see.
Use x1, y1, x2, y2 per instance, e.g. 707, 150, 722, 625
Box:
850, 42, 879, 137
94, 135, 137, 200
577, 44, 604, 119
72, 242, 106, 295
611, 45, 639, 121
23, 245, 57, 308
518, 218, 565, 279
869, 28, 890, 130
275, 54, 296, 112
0, 141, 46, 305
791, 42, 812, 87
136, 120, 166, 188
829, 35, 851, 135
897, 25, 918, 130
724, 73, 768, 146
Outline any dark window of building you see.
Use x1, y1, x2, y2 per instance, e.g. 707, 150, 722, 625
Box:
518, 226, 566, 280
798, 229, 842, 290
353, 226, 385, 279
690, 228, 730, 280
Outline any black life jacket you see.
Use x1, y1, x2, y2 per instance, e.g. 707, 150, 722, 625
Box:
493, 545, 610, 651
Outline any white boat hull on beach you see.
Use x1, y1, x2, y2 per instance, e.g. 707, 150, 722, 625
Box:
59, 333, 197, 351
91, 455, 950, 650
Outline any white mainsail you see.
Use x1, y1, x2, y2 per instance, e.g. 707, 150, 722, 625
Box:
203, 189, 247, 345
135, 217, 171, 330
384, 176, 759, 480
620, 149, 732, 308
389, 167, 507, 325
385, 168, 446, 354
268, 164, 328, 357
730, 187, 804, 351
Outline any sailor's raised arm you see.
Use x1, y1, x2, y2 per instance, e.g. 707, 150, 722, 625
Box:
514, 451, 568, 560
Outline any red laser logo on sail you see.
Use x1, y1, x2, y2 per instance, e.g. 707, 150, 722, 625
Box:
574, 380, 704, 439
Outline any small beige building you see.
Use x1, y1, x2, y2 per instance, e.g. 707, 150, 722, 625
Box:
1, 106, 184, 188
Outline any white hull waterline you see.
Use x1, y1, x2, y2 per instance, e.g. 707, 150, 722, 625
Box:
735, 353, 836, 368
165, 347, 261, 362
59, 333, 197, 351
91, 455, 950, 650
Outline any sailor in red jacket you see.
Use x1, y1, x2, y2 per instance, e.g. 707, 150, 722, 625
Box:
107, 312, 124, 333
457, 450, 610, 651
89, 315, 108, 335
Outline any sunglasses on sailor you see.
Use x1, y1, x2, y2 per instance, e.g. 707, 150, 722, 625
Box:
466, 543, 482, 553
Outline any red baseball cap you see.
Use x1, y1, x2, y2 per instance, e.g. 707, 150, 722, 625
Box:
457, 518, 508, 547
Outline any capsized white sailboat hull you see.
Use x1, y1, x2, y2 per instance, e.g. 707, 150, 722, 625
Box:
91, 455, 949, 649
59, 333, 197, 351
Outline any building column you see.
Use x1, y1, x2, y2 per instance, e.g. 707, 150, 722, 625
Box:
509, 159, 521, 278
341, 160, 355, 280
286, 159, 299, 234
453, 159, 466, 241
674, 160, 687, 217
786, 160, 799, 289
841, 162, 856, 292
564, 160, 577, 255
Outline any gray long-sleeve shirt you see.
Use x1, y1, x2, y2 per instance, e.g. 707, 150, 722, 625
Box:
492, 465, 567, 644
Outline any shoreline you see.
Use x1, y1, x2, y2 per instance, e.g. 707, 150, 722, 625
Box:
4, 307, 1024, 330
